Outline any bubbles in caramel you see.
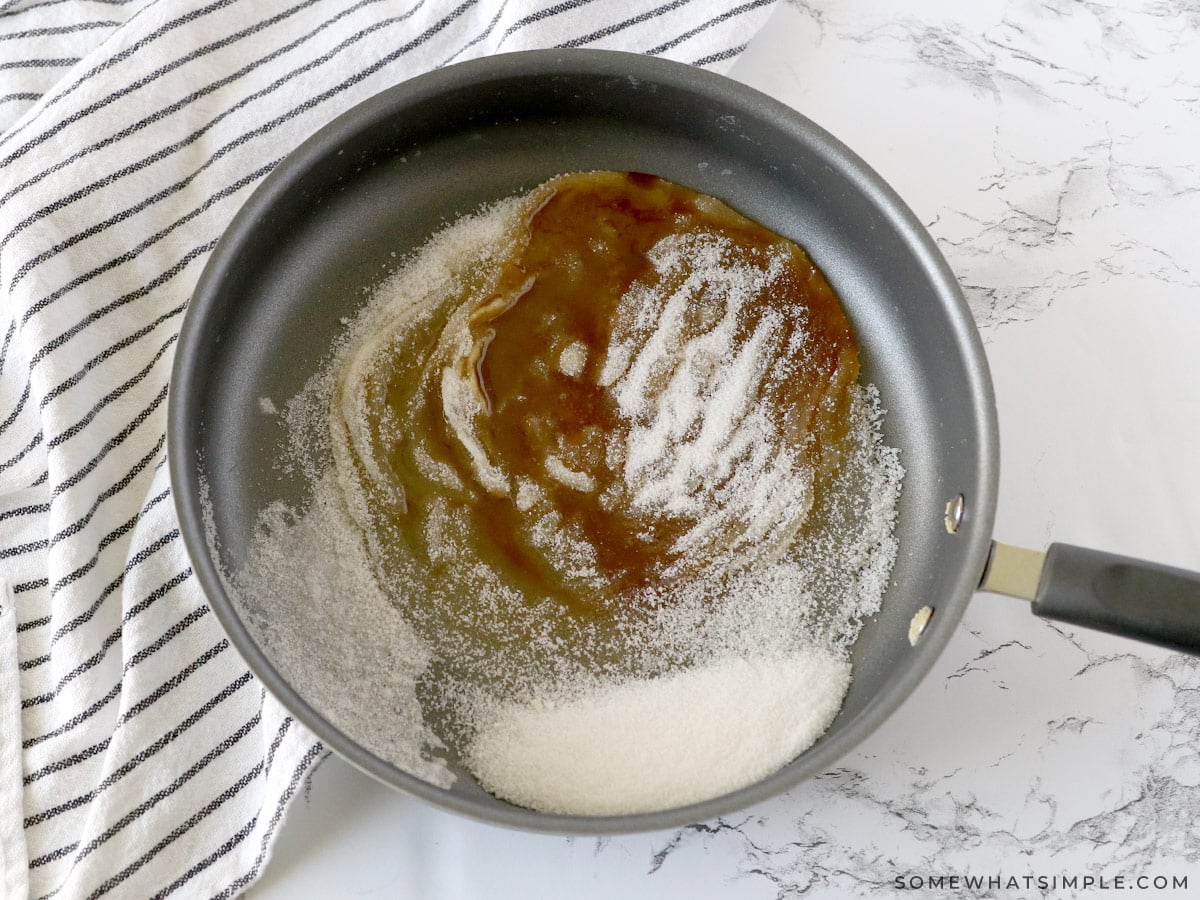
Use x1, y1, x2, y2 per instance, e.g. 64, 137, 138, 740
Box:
332, 172, 860, 619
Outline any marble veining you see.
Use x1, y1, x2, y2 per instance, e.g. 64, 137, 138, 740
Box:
632, 638, 1200, 897
755, 0, 1200, 335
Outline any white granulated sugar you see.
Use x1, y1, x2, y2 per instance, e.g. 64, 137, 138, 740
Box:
605, 232, 813, 570
558, 340, 587, 377
528, 509, 599, 583
233, 475, 451, 788
515, 479, 542, 512
544, 455, 595, 492
440, 362, 507, 496
411, 442, 464, 492
257, 396, 278, 415
227, 200, 526, 788
465, 650, 851, 816
229, 179, 906, 818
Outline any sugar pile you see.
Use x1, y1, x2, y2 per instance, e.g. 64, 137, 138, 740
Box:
464, 651, 851, 816
226, 178, 905, 815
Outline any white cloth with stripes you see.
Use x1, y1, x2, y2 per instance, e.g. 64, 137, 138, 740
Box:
0, 0, 777, 896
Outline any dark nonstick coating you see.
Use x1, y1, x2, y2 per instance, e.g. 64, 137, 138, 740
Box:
169, 49, 999, 833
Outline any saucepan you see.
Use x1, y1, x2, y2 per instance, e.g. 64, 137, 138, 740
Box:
167, 49, 1200, 833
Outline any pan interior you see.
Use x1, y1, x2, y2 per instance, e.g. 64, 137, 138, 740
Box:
173, 51, 996, 832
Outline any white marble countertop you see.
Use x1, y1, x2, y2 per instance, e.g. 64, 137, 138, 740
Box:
249, 1, 1200, 896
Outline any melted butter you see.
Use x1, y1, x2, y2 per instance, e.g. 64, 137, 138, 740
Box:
342, 172, 860, 621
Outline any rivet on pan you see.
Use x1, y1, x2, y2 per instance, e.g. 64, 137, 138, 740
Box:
909, 606, 934, 646
944, 493, 965, 534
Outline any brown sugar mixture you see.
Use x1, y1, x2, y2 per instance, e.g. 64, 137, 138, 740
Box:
240, 171, 904, 809
332, 172, 861, 622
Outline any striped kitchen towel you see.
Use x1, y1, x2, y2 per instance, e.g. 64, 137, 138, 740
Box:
0, 0, 779, 897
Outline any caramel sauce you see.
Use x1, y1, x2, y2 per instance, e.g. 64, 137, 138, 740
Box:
349, 172, 860, 614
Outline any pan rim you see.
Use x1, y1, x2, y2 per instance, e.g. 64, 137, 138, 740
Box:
168, 47, 999, 834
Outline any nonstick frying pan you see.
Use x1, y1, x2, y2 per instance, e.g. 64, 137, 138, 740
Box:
167, 49, 1200, 833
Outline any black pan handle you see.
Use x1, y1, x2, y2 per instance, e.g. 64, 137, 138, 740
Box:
980, 542, 1200, 655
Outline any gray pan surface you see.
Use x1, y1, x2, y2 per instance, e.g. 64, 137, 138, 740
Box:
169, 49, 999, 833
